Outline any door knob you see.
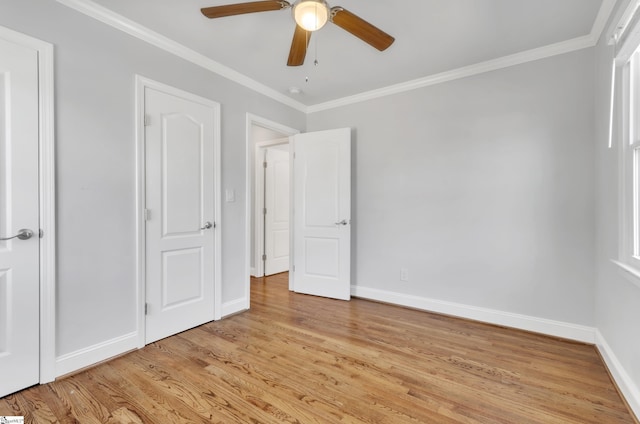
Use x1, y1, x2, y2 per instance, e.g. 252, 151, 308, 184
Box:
0, 228, 34, 241
334, 219, 348, 226
201, 221, 213, 230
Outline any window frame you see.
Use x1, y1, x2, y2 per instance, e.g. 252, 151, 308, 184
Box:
619, 50, 640, 272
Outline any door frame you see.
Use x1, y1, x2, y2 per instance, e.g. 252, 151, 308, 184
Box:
254, 138, 289, 278
0, 26, 56, 383
135, 75, 222, 348
245, 114, 298, 308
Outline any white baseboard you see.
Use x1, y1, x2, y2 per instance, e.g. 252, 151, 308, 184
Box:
250, 267, 256, 277
222, 298, 248, 318
596, 330, 640, 420
351, 285, 596, 343
55, 331, 139, 377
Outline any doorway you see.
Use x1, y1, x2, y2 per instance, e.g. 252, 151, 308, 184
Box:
256, 140, 290, 277
245, 115, 298, 306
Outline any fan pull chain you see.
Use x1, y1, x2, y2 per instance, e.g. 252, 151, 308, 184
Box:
305, 28, 320, 83
314, 32, 319, 66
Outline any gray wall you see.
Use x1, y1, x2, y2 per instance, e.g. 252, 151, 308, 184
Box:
6, 1, 638, 405
0, 0, 305, 358
308, 48, 596, 325
594, 1, 640, 404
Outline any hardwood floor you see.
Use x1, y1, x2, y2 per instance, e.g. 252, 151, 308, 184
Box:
1, 273, 636, 423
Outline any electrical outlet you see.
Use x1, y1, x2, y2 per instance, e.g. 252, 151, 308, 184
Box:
400, 268, 409, 282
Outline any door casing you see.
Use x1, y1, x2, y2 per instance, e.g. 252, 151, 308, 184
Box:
135, 76, 222, 347
245, 114, 298, 307
0, 25, 56, 383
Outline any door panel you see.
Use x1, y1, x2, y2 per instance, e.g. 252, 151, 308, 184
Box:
163, 115, 203, 236
145, 87, 217, 344
264, 147, 290, 275
293, 128, 351, 300
0, 38, 40, 397
162, 247, 203, 308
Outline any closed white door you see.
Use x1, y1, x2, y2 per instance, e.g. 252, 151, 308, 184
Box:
292, 128, 351, 300
0, 38, 40, 397
144, 86, 218, 344
264, 147, 290, 275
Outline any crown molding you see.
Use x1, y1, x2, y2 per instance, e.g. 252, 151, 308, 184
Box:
591, 0, 618, 45
57, 0, 617, 115
307, 35, 595, 113
307, 0, 618, 113
56, 0, 308, 113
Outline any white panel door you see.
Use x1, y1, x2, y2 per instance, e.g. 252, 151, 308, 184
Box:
0, 38, 40, 397
145, 87, 217, 343
293, 128, 351, 300
264, 147, 290, 275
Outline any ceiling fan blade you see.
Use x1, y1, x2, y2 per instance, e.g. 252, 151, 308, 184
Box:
201, 1, 290, 19
287, 25, 311, 66
330, 7, 394, 51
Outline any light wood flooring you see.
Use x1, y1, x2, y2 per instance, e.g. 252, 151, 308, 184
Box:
0, 272, 637, 423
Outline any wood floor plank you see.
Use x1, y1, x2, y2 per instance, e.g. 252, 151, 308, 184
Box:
0, 272, 636, 423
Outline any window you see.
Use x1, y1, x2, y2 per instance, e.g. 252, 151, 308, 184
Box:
614, 1, 640, 276
620, 47, 640, 272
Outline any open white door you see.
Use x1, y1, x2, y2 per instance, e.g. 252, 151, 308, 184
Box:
144, 84, 219, 343
0, 37, 40, 397
264, 147, 290, 275
292, 128, 351, 300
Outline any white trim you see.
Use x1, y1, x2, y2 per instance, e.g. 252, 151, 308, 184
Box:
609, 57, 617, 149
221, 298, 248, 318
245, 114, 299, 310
37, 33, 57, 385
611, 259, 640, 289
56, 0, 617, 114
0, 25, 57, 384
134, 76, 223, 347
56, 0, 307, 113
596, 330, 640, 420
308, 36, 595, 113
607, 0, 638, 44
55, 332, 138, 377
134, 76, 146, 348
351, 285, 596, 343
593, 0, 620, 45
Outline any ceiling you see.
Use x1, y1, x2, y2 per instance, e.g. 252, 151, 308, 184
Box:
77, 0, 612, 107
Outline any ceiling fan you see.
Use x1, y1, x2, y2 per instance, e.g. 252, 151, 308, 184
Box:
201, 0, 395, 66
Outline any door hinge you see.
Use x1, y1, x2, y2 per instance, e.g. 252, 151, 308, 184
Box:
39, 229, 44, 239
263, 161, 267, 169
263, 207, 267, 215
144, 209, 151, 221
144, 115, 151, 126
262, 254, 267, 261
293, 152, 296, 159
293, 265, 296, 272
145, 303, 149, 315
213, 221, 216, 229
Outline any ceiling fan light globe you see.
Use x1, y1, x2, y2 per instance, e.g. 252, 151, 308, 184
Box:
293, 0, 329, 31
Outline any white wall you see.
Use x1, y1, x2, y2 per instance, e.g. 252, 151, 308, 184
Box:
0, 0, 304, 371
594, 0, 640, 414
308, 48, 597, 327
